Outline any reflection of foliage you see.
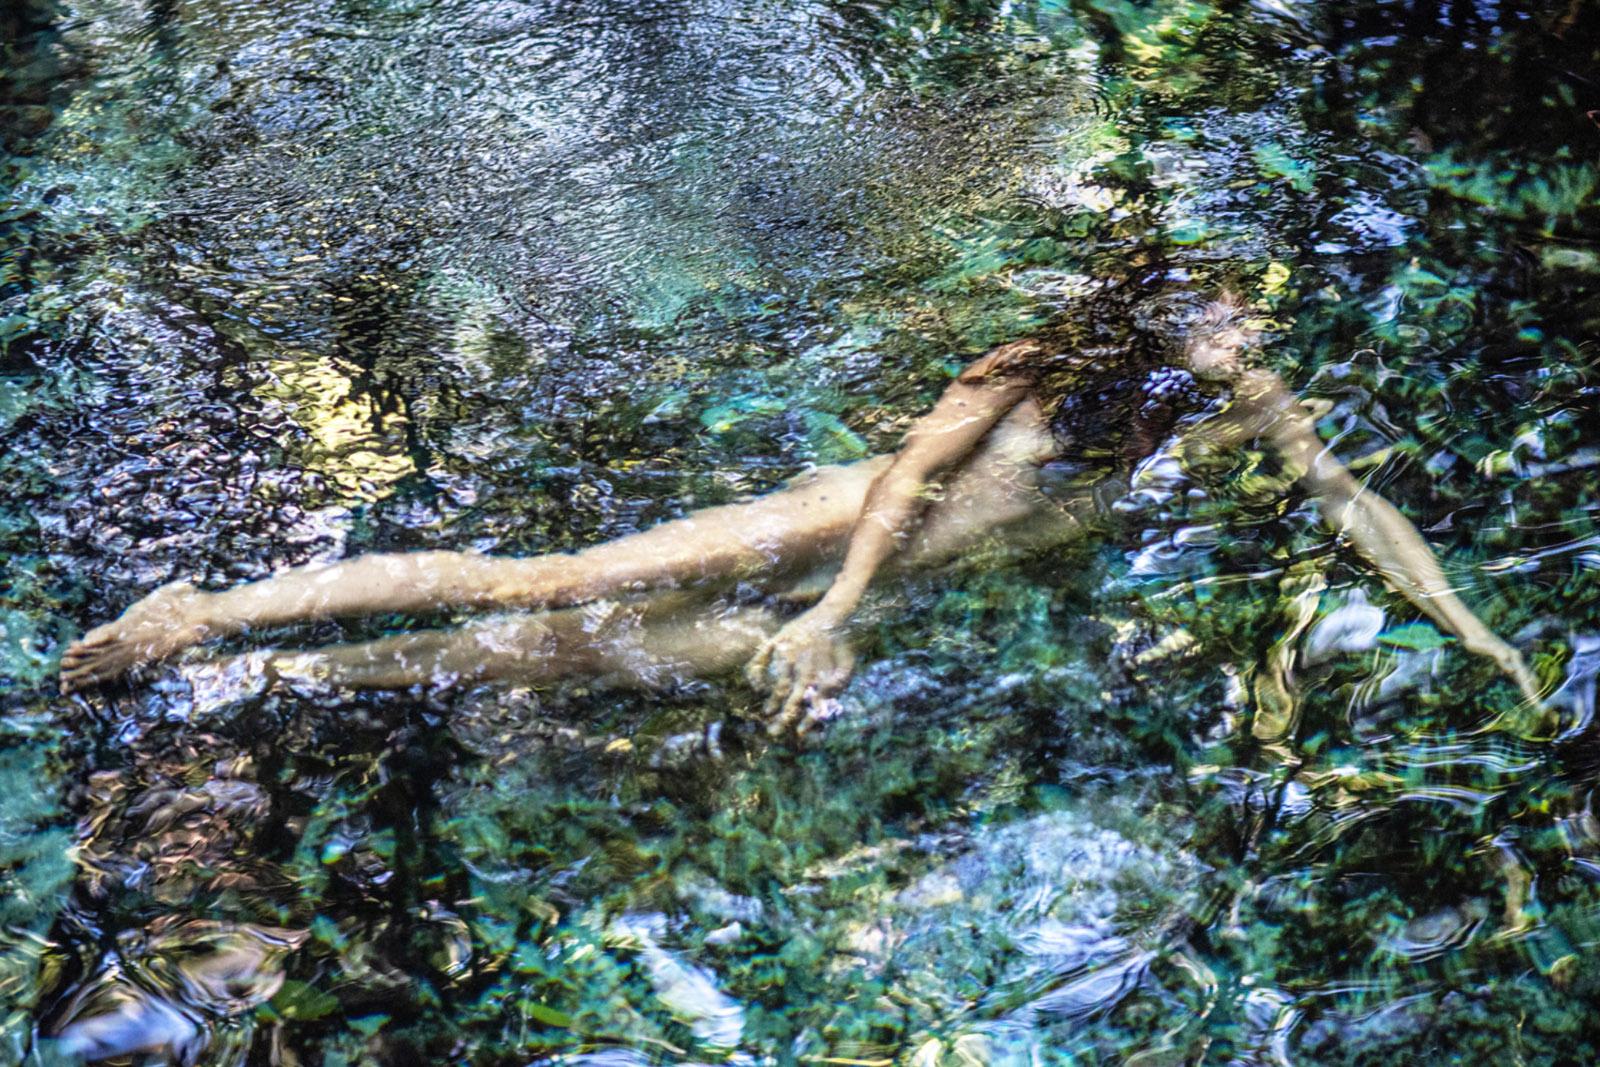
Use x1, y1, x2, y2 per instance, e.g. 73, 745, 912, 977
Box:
5, 0, 1600, 1063
841, 0, 1600, 1060
1, 3, 90, 1049
1107, 1, 1600, 1060
396, 560, 1142, 1060
1428, 155, 1600, 230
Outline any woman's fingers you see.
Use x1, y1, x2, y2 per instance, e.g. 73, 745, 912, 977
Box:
765, 646, 814, 733
817, 659, 853, 698
762, 652, 797, 718
793, 696, 844, 739
766, 645, 854, 737
744, 640, 774, 689
748, 630, 855, 738
770, 682, 810, 737
766, 682, 800, 731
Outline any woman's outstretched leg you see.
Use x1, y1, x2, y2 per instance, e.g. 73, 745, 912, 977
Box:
231, 594, 783, 694
60, 459, 889, 692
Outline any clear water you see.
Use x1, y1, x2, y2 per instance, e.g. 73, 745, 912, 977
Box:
4, 0, 1600, 1063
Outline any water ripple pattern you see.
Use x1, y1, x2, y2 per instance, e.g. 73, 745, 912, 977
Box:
3, 1, 1600, 1065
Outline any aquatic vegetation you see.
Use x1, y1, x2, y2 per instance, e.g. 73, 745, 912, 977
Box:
3, 0, 1600, 1063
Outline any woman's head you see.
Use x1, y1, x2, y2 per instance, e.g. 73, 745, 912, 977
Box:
1182, 291, 1261, 382
1030, 279, 1268, 387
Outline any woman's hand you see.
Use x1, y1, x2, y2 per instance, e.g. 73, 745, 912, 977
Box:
745, 608, 857, 737
740, 344, 1033, 738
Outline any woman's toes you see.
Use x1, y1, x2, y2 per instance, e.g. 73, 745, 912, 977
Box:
60, 632, 122, 674
61, 657, 102, 682
59, 645, 129, 691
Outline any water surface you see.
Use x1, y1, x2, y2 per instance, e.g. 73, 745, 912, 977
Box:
4, 1, 1600, 1063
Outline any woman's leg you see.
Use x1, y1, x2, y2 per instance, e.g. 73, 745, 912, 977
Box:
245, 593, 783, 693
60, 458, 892, 691
62, 398, 1074, 693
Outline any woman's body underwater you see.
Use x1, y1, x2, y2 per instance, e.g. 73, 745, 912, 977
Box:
60, 299, 1542, 731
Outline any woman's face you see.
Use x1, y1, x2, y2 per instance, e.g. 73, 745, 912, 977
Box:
1185, 319, 1256, 382
1128, 290, 1257, 382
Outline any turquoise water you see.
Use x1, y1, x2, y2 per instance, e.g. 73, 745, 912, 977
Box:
3, 0, 1600, 1062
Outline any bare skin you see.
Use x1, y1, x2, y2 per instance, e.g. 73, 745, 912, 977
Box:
61, 306, 1541, 728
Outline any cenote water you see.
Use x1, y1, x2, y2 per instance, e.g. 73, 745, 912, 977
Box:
4, 1, 1600, 1063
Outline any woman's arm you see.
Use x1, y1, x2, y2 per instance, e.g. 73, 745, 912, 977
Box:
1177, 367, 1542, 705
747, 343, 1039, 733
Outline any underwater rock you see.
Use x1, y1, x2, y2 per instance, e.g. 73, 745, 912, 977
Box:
847, 806, 1200, 1062
1381, 899, 1489, 962
48, 921, 306, 1064
1374, 647, 1445, 704
1548, 632, 1600, 738
607, 913, 745, 1052
75, 748, 278, 905
676, 874, 765, 926
1116, 451, 1187, 514
136, 920, 307, 1015
1125, 524, 1220, 578
0, 104, 53, 144
703, 922, 744, 947
1302, 588, 1385, 665
51, 986, 203, 1064
1294, 991, 1453, 1061
546, 1050, 727, 1067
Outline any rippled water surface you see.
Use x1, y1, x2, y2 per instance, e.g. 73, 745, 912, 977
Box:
5, 0, 1600, 1063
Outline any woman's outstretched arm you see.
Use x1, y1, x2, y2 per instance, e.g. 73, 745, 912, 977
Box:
746, 342, 1040, 732
1174, 366, 1541, 706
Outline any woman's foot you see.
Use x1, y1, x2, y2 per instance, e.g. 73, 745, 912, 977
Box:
60, 581, 214, 693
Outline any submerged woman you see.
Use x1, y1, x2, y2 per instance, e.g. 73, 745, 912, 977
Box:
60, 295, 1540, 732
